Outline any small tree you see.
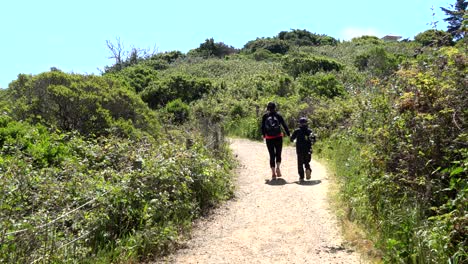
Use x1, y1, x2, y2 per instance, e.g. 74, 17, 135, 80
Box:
104, 37, 158, 73
440, 0, 468, 40
106, 37, 125, 71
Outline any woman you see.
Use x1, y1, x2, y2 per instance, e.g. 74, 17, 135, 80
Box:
261, 102, 290, 180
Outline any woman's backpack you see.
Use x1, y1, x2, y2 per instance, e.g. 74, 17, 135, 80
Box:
265, 114, 281, 136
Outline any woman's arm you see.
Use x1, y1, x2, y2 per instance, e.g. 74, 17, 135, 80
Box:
279, 114, 290, 136
260, 114, 267, 137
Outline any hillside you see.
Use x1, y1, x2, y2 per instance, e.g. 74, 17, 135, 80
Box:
1, 16, 467, 264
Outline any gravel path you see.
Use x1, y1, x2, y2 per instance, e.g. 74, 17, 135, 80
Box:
155, 138, 364, 264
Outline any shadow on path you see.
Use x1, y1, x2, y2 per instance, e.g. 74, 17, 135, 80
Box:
265, 178, 287, 185
295, 180, 322, 186
265, 179, 322, 186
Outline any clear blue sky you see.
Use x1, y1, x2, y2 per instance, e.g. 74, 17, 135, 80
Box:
0, 0, 452, 88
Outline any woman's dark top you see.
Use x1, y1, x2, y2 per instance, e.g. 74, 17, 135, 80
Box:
261, 111, 290, 139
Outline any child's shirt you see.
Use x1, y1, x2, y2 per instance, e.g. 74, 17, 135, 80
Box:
290, 126, 316, 154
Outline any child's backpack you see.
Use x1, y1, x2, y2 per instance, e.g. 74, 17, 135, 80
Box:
265, 114, 281, 136
305, 131, 316, 145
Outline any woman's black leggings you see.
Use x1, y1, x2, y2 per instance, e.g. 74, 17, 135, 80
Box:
266, 137, 283, 168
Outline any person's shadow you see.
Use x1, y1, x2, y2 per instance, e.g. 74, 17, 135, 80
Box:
295, 180, 321, 186
265, 178, 287, 185
265, 179, 321, 186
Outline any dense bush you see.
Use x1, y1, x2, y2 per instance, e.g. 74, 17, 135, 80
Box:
243, 37, 290, 54
278, 29, 338, 46
282, 53, 344, 78
165, 98, 190, 124
150, 50, 186, 64
7, 71, 158, 137
111, 64, 159, 93
351, 35, 384, 45
297, 72, 346, 99
188, 38, 239, 58
414, 29, 454, 47
354, 46, 399, 78
140, 73, 215, 108
251, 48, 282, 61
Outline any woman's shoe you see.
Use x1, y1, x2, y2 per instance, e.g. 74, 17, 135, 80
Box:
276, 167, 282, 177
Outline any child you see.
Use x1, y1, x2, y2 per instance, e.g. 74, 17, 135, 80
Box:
290, 117, 316, 182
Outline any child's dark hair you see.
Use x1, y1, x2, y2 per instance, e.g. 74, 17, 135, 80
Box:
267, 102, 276, 112
299, 117, 308, 127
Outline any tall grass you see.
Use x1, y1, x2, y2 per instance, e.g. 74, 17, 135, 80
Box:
315, 131, 467, 264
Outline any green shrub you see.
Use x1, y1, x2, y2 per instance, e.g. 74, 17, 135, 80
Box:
351, 35, 384, 45
113, 64, 159, 93
188, 38, 239, 58
165, 99, 190, 124
258, 74, 295, 97
297, 72, 346, 99
354, 46, 398, 77
282, 53, 344, 78
243, 37, 290, 54
414, 29, 454, 47
140, 74, 215, 108
229, 101, 248, 118
149, 50, 185, 64
278, 29, 338, 46
8, 71, 159, 137
251, 48, 281, 61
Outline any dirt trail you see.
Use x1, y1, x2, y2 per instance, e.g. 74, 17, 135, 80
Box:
156, 138, 364, 264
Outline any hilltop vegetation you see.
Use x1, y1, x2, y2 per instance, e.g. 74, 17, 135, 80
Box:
1, 3, 467, 262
